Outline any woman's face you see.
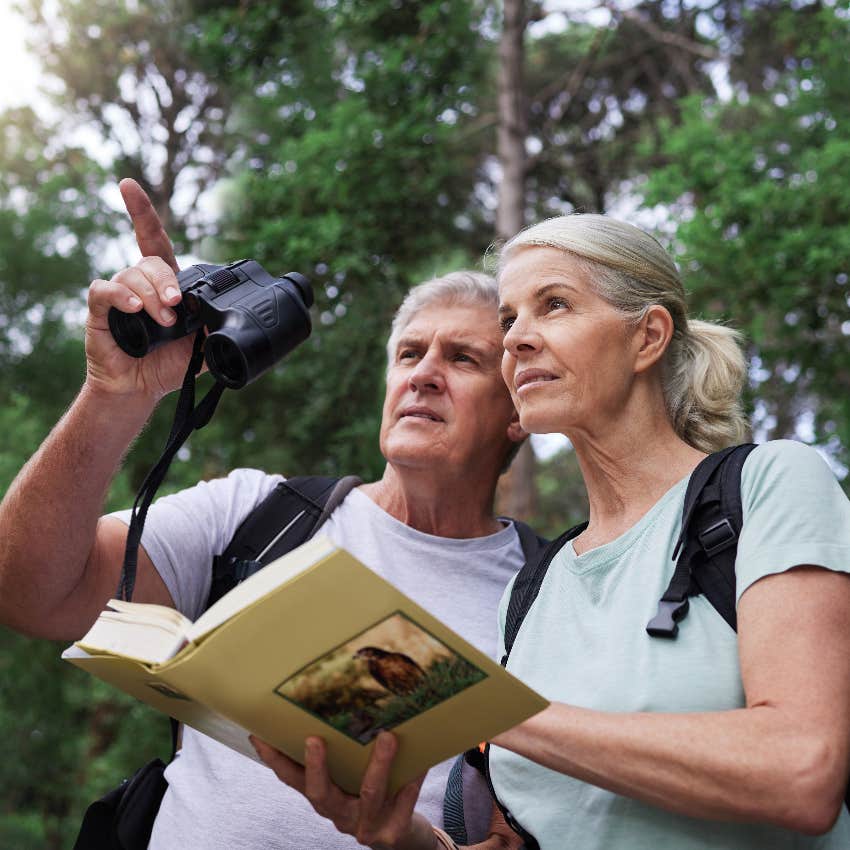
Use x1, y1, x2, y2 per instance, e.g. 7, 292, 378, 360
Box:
498, 246, 641, 437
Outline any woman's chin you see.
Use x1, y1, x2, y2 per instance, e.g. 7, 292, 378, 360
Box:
518, 410, 569, 436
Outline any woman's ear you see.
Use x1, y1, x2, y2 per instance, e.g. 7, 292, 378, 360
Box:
633, 305, 674, 374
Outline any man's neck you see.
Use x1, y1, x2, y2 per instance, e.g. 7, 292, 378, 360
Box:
359, 465, 504, 539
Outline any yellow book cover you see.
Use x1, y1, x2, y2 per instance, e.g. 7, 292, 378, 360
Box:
62, 534, 547, 795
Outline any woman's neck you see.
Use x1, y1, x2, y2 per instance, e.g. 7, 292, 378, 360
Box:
568, 406, 705, 553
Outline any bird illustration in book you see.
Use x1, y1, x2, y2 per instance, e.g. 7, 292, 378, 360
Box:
353, 646, 426, 696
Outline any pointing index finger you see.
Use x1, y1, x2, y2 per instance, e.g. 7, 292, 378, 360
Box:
119, 178, 179, 273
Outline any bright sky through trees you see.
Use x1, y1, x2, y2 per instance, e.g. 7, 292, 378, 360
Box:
0, 1, 40, 109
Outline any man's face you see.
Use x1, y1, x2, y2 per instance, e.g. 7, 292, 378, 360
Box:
380, 302, 521, 478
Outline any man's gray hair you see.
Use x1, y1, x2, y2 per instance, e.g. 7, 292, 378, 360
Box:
385, 270, 498, 365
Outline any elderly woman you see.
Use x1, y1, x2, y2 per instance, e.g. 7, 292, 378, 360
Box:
254, 214, 850, 850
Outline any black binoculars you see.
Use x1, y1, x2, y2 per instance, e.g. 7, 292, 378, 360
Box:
108, 260, 313, 389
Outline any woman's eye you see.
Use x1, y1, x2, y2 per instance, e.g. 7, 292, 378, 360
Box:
548, 297, 569, 312
499, 317, 515, 334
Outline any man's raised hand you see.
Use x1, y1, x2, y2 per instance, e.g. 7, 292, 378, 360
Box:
79, 179, 195, 403
119, 177, 179, 272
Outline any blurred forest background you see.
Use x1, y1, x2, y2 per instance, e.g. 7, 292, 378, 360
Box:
0, 0, 848, 845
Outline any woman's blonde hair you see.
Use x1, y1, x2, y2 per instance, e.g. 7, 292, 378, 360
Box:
498, 214, 749, 452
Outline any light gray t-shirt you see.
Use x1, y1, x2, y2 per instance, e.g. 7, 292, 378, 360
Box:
490, 440, 850, 849
112, 470, 525, 849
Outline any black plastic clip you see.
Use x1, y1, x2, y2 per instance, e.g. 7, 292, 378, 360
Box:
698, 518, 737, 557
646, 598, 690, 638
231, 558, 262, 583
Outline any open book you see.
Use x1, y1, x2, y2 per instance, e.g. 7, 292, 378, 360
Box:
63, 534, 547, 795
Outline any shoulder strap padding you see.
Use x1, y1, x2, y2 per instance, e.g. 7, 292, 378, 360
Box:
686, 444, 756, 632
510, 519, 550, 564
503, 521, 586, 662
650, 443, 757, 637
207, 475, 360, 609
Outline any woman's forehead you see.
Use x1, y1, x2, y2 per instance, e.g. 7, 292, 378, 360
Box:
499, 247, 591, 297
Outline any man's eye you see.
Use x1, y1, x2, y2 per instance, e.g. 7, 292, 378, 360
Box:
453, 353, 474, 363
398, 350, 418, 361
548, 297, 570, 312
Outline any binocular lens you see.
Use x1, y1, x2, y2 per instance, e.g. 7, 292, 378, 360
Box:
205, 333, 248, 389
109, 311, 151, 358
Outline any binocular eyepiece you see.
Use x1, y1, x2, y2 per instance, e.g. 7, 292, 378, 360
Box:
108, 260, 313, 389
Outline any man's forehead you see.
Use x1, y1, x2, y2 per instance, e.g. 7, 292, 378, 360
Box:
398, 305, 502, 351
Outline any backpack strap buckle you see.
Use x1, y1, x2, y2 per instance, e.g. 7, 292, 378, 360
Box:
646, 597, 689, 638
698, 518, 737, 557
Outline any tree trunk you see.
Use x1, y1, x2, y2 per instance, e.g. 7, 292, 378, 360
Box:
495, 0, 527, 242
495, 0, 537, 521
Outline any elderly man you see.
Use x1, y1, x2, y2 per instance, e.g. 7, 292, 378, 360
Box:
0, 180, 536, 849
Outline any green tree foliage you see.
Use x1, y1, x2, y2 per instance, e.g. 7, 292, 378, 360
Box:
0, 105, 174, 849
4, 0, 849, 843
532, 444, 590, 538
0, 106, 111, 492
21, 0, 238, 247
522, 0, 718, 217
642, 1, 850, 465
0, 3, 496, 844
0, 630, 171, 849
178, 0, 496, 480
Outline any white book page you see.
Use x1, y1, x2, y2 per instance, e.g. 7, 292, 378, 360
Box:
75, 609, 189, 664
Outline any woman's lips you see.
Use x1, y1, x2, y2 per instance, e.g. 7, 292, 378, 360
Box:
515, 369, 558, 391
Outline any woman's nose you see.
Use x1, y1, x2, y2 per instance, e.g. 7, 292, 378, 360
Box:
503, 316, 541, 356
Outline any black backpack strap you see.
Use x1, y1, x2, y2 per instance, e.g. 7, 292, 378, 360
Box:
443, 754, 469, 845
647, 444, 757, 637
481, 742, 540, 850
471, 520, 581, 849
509, 519, 550, 564
503, 522, 586, 661
442, 519, 549, 845
207, 474, 361, 608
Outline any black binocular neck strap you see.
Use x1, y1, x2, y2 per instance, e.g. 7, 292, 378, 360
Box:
117, 330, 226, 602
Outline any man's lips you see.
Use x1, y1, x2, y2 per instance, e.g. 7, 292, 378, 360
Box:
515, 369, 558, 391
399, 406, 444, 422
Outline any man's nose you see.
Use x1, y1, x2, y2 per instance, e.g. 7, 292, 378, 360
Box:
408, 351, 446, 392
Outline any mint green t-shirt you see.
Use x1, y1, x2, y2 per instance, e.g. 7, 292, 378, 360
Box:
491, 440, 850, 849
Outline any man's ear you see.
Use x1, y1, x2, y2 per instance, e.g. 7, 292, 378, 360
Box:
507, 409, 527, 443
633, 305, 674, 374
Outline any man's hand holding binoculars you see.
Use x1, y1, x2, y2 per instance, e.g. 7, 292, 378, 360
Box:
84, 180, 194, 406
87, 179, 312, 399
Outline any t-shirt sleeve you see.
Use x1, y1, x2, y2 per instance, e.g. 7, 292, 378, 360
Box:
736, 440, 850, 602
108, 468, 283, 619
